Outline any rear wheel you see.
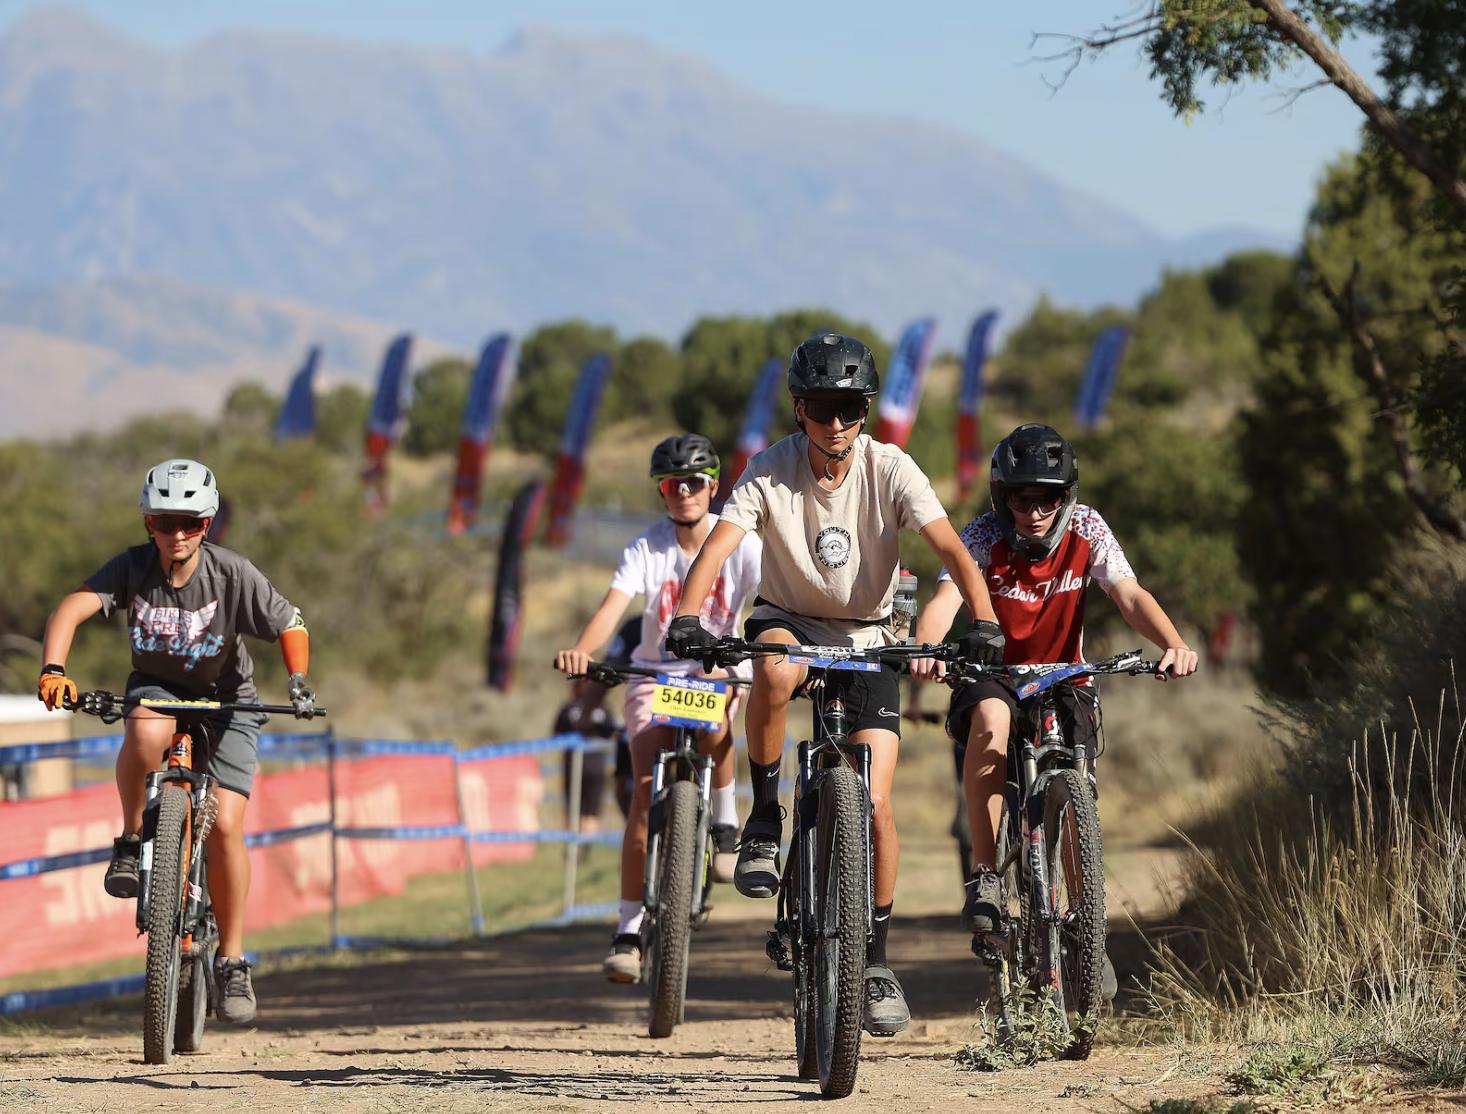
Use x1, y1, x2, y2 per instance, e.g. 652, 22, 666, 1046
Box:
647, 780, 697, 1039
174, 900, 213, 1054
813, 767, 867, 1099
143, 785, 189, 1065
1042, 769, 1105, 1060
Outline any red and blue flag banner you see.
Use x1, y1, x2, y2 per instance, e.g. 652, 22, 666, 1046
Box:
448, 334, 516, 535
361, 333, 414, 514
488, 479, 548, 691
956, 311, 999, 502
1073, 325, 1131, 429
874, 317, 938, 449
274, 346, 320, 442
544, 353, 613, 548
719, 357, 784, 501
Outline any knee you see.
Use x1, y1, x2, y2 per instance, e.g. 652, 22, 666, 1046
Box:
870, 789, 893, 825
753, 662, 797, 702
209, 808, 244, 842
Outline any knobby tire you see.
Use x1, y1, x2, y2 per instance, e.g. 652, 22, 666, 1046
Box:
1042, 768, 1105, 1060
814, 766, 867, 1099
143, 785, 189, 1065
647, 780, 697, 1039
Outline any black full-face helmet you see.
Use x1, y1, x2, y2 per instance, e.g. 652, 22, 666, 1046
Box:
649, 433, 720, 480
787, 334, 880, 398
989, 424, 1079, 561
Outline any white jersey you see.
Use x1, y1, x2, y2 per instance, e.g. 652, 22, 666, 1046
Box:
610, 515, 762, 673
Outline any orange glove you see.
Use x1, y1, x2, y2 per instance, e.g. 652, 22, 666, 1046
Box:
38, 670, 78, 711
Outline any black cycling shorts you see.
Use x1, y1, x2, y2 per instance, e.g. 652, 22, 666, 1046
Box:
743, 613, 902, 738
947, 676, 1098, 769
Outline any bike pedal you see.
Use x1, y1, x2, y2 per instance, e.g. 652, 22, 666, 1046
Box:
693, 905, 713, 930
764, 929, 793, 972
970, 933, 1005, 962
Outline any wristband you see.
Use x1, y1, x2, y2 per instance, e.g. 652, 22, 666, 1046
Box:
41, 663, 67, 676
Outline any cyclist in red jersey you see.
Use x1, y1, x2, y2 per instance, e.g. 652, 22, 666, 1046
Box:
911, 424, 1197, 994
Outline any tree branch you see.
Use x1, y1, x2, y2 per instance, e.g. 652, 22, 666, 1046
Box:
1311, 257, 1466, 542
1247, 0, 1466, 222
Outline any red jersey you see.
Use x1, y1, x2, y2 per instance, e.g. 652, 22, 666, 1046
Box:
941, 505, 1135, 665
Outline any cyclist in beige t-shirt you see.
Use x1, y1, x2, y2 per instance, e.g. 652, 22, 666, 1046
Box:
665, 333, 1004, 1036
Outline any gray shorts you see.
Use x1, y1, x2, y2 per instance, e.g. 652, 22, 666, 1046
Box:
125, 674, 266, 798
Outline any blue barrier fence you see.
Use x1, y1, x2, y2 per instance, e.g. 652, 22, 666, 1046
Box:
0, 729, 619, 1016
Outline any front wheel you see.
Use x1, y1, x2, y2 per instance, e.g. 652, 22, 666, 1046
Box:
813, 767, 868, 1099
143, 785, 189, 1065
1042, 768, 1106, 1060
647, 780, 698, 1039
788, 829, 818, 1080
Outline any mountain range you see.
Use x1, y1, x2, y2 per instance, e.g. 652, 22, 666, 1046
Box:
0, 7, 1289, 437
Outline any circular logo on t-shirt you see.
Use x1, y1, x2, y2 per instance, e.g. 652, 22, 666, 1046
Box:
815, 526, 852, 569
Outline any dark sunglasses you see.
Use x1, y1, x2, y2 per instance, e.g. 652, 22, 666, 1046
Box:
657, 474, 714, 498
800, 397, 868, 426
1006, 490, 1066, 514
147, 514, 209, 536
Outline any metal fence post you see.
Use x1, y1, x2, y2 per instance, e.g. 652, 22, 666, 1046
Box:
326, 726, 341, 951
562, 740, 584, 921
452, 752, 486, 936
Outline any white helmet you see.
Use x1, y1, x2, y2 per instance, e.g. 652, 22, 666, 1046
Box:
139, 459, 220, 518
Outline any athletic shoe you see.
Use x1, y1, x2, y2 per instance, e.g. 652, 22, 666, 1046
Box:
602, 933, 641, 983
710, 824, 738, 884
961, 867, 1003, 934
862, 965, 910, 1036
733, 815, 782, 899
213, 956, 257, 1024
103, 835, 141, 899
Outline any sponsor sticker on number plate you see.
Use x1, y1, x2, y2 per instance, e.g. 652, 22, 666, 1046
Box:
650, 673, 728, 729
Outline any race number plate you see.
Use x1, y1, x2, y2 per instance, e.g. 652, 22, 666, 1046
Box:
650, 674, 729, 730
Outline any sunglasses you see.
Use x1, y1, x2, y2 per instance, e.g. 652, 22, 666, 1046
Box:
657, 474, 714, 499
148, 514, 209, 536
1006, 490, 1066, 515
800, 397, 868, 426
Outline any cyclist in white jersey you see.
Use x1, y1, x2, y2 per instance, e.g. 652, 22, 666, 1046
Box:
555, 434, 762, 981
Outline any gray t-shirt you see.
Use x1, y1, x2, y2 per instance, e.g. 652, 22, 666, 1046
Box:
86, 542, 298, 699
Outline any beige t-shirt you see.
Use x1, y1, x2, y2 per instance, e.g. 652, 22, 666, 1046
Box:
718, 433, 948, 647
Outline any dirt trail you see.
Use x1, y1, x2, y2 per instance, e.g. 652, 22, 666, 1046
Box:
0, 842, 1241, 1113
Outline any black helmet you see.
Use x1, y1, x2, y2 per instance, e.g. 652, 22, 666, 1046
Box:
989, 424, 1079, 561
787, 334, 879, 398
649, 433, 720, 479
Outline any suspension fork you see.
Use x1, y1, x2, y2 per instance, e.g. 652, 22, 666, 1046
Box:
642, 736, 675, 912
691, 748, 714, 916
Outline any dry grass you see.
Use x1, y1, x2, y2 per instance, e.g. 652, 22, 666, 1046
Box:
1143, 680, 1466, 1086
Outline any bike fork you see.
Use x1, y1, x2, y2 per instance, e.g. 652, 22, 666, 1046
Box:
135, 771, 163, 934
691, 753, 713, 918
643, 753, 669, 912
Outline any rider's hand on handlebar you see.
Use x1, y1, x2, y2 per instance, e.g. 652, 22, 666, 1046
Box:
907, 655, 946, 682
38, 667, 78, 711
957, 620, 1006, 668
554, 649, 594, 676
664, 616, 717, 661
288, 672, 318, 719
1156, 646, 1198, 680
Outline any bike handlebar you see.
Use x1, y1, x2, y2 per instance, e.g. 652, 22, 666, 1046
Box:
936, 649, 1166, 685
692, 637, 960, 671
65, 690, 328, 724
566, 661, 753, 689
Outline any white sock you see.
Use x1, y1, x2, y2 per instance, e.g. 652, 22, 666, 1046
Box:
712, 783, 739, 828
616, 898, 644, 937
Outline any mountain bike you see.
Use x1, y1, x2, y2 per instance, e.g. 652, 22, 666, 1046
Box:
68, 690, 326, 1065
709, 637, 951, 1099
570, 661, 749, 1039
942, 650, 1159, 1059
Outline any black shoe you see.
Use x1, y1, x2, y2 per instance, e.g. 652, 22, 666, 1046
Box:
862, 965, 910, 1036
734, 815, 782, 899
602, 932, 641, 983
213, 956, 257, 1024
961, 867, 1002, 934
103, 835, 140, 899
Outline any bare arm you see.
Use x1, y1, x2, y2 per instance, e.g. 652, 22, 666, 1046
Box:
920, 518, 997, 624
674, 520, 746, 621
909, 579, 963, 681
554, 588, 633, 676
41, 589, 105, 669
1107, 578, 1199, 677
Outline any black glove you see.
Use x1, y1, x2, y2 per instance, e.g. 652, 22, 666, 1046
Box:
288, 672, 317, 720
664, 616, 716, 660
957, 620, 1005, 668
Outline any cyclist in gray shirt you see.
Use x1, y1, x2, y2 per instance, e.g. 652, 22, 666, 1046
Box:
39, 459, 318, 1025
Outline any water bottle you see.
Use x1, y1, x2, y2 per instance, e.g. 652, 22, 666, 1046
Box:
892, 568, 918, 644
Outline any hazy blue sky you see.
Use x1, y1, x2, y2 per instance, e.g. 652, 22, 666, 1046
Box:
1, 1, 1379, 240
